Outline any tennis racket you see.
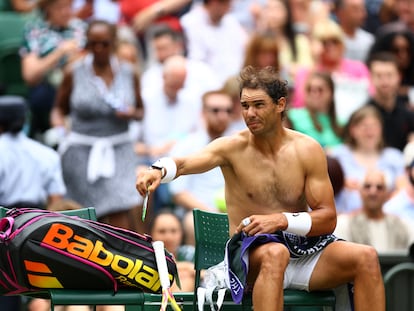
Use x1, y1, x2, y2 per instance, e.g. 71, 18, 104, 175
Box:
152, 240, 181, 311
142, 190, 150, 221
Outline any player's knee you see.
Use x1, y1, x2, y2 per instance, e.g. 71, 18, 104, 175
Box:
259, 243, 289, 272
357, 245, 381, 276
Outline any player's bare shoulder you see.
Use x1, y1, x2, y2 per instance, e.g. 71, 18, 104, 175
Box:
211, 129, 250, 151
286, 128, 322, 147
286, 128, 327, 165
204, 129, 250, 169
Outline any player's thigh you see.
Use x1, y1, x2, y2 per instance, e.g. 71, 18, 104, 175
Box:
248, 242, 290, 281
309, 240, 377, 290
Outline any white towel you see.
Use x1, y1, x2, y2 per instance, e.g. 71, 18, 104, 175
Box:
58, 131, 131, 183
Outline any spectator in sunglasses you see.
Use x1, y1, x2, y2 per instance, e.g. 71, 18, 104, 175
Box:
291, 18, 372, 123
168, 89, 234, 246
50, 20, 145, 236
287, 71, 343, 149
334, 169, 413, 253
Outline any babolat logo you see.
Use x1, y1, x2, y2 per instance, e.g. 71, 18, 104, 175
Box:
24, 260, 63, 288
41, 223, 170, 292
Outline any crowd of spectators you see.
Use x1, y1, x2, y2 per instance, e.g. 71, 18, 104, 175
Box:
2, 0, 414, 306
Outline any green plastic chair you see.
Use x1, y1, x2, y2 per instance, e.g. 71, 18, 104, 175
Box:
0, 12, 26, 46
0, 11, 29, 97
383, 262, 414, 311
192, 209, 336, 311
0, 0, 13, 11
0, 206, 97, 221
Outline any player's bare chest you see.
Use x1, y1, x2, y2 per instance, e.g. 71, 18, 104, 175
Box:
234, 155, 305, 205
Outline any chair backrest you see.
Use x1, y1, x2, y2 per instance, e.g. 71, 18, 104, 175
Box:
383, 262, 414, 311
0, 12, 26, 47
0, 206, 97, 221
0, 11, 29, 97
0, 51, 28, 97
379, 251, 410, 276
0, 0, 13, 12
192, 209, 230, 289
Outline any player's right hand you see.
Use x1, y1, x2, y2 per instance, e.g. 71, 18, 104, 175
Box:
135, 166, 162, 196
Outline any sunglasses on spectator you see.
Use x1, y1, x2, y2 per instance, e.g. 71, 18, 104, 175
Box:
321, 38, 341, 46
205, 107, 233, 114
87, 40, 111, 48
362, 183, 385, 191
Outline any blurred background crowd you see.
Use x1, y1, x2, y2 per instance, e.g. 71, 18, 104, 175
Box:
1, 0, 414, 309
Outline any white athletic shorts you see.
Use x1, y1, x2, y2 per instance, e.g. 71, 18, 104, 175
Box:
284, 250, 323, 291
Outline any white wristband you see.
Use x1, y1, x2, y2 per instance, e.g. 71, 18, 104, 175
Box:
282, 212, 312, 236
152, 157, 177, 183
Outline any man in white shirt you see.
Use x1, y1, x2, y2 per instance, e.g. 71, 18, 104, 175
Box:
168, 89, 234, 245
0, 96, 66, 209
180, 0, 248, 85
137, 55, 204, 162
141, 24, 184, 94
142, 24, 221, 100
334, 0, 375, 61
72, 0, 121, 24
136, 55, 205, 212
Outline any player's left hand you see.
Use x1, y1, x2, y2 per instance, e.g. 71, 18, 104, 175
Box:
235, 213, 286, 236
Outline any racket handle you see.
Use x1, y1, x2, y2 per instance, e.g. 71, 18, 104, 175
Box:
152, 240, 171, 289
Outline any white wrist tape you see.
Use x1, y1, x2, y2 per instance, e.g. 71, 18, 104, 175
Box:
153, 157, 177, 183
282, 212, 312, 236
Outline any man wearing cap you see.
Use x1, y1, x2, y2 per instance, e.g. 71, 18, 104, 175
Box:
0, 95, 66, 209
384, 142, 414, 223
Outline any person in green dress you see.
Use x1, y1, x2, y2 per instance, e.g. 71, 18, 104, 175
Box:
287, 71, 343, 150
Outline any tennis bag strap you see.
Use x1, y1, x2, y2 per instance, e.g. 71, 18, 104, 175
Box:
0, 208, 177, 295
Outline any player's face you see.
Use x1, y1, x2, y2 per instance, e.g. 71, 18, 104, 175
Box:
240, 88, 284, 134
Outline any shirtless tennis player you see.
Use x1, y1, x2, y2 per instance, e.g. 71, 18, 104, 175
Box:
136, 66, 385, 311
